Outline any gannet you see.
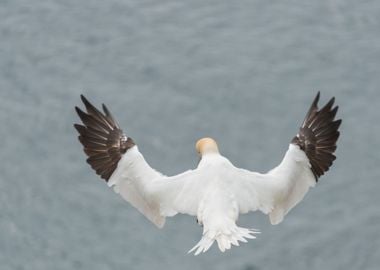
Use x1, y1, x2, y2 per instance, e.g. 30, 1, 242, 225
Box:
74, 92, 341, 255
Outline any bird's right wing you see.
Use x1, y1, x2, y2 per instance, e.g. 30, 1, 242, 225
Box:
233, 92, 341, 224
74, 95, 203, 228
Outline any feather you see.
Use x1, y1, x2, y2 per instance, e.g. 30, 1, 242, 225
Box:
74, 95, 135, 181
291, 92, 341, 180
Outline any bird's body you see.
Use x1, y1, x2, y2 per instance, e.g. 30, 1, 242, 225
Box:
190, 153, 260, 254
74, 92, 341, 255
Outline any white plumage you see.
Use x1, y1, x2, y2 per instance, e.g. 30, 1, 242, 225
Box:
108, 144, 315, 254
74, 93, 341, 255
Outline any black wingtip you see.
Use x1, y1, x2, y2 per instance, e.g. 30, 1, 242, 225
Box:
313, 91, 321, 106
335, 119, 342, 128
74, 124, 89, 137
74, 123, 84, 132
74, 95, 135, 182
102, 103, 110, 116
80, 95, 99, 114
81, 95, 88, 104
102, 103, 108, 113
292, 92, 341, 180
75, 106, 89, 122
75, 106, 84, 116
101, 103, 119, 128
316, 91, 320, 100
326, 96, 335, 108
80, 94, 88, 106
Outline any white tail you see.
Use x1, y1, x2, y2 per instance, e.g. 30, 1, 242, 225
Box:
188, 226, 260, 255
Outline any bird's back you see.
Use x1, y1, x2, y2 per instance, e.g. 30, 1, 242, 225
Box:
189, 154, 259, 254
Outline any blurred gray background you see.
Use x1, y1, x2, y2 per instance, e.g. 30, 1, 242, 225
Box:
1, 1, 379, 269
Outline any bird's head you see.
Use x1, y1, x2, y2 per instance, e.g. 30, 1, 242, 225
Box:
196, 137, 219, 156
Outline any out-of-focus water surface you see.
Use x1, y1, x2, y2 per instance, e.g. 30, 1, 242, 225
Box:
1, 1, 379, 269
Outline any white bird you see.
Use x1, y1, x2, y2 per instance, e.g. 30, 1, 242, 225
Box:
74, 92, 341, 255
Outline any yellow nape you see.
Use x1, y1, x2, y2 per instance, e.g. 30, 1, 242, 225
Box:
195, 137, 219, 155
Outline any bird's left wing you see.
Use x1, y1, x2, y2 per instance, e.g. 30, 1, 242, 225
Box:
74, 96, 203, 228
109, 148, 205, 219
233, 92, 341, 224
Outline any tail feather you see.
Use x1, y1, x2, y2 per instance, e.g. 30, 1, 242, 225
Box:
188, 236, 214, 255
188, 226, 260, 255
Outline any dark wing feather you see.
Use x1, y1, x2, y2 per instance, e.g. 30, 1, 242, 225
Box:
291, 92, 341, 181
74, 95, 135, 181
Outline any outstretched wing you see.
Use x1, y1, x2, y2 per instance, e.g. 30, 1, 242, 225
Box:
235, 92, 341, 224
74, 96, 202, 228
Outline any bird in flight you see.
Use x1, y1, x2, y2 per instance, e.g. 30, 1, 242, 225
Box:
74, 92, 341, 255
